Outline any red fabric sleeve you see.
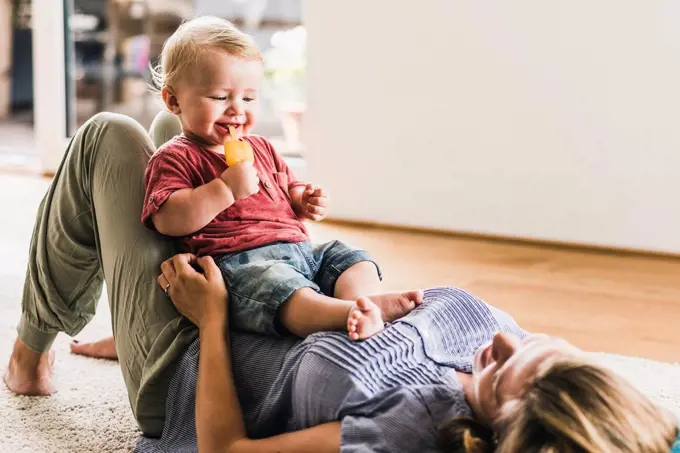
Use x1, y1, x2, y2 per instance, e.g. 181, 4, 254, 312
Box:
141, 150, 195, 230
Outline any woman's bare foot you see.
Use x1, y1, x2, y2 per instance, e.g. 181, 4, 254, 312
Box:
3, 337, 56, 396
70, 336, 118, 360
369, 290, 424, 322
347, 297, 384, 341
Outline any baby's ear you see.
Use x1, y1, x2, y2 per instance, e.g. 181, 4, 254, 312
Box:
161, 87, 181, 115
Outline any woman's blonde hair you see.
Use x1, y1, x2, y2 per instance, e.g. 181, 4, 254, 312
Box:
150, 15, 262, 93
440, 357, 679, 453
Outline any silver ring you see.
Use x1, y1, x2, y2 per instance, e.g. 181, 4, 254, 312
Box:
164, 283, 170, 296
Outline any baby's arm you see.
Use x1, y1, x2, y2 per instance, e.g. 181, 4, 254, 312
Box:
289, 185, 306, 216
152, 180, 235, 236
153, 162, 259, 236
289, 184, 329, 222
144, 149, 259, 237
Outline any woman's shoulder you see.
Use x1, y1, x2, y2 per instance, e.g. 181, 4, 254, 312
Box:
415, 384, 473, 427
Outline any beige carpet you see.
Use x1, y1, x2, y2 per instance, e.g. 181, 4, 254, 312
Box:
1, 174, 679, 453
0, 175, 138, 452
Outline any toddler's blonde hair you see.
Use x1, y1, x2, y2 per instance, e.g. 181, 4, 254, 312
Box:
150, 16, 262, 93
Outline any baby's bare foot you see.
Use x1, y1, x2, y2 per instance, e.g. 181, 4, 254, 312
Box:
70, 336, 118, 360
369, 290, 424, 322
347, 297, 384, 341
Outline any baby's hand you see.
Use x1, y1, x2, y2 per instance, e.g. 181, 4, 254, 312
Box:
220, 162, 259, 200
300, 183, 329, 222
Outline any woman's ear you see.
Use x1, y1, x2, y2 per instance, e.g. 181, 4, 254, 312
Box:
161, 86, 181, 115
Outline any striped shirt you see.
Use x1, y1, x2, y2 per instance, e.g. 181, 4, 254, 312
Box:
135, 287, 527, 452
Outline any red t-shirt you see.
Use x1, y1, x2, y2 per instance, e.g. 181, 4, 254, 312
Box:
141, 135, 308, 256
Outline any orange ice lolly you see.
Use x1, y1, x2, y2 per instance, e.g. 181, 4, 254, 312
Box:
224, 125, 254, 166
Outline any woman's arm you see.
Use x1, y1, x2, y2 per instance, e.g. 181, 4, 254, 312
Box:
229, 424, 340, 453
159, 254, 341, 453
196, 321, 243, 452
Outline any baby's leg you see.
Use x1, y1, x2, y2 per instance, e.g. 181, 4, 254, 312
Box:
278, 288, 383, 339
314, 242, 424, 324
334, 261, 424, 323
216, 244, 382, 339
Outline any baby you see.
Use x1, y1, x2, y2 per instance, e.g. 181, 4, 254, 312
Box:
141, 16, 422, 340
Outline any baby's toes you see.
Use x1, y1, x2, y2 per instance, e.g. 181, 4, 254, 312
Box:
347, 309, 362, 339
352, 308, 384, 341
356, 296, 373, 311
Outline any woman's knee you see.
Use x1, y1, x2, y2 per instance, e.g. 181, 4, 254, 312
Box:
79, 112, 155, 182
89, 112, 148, 140
149, 109, 182, 148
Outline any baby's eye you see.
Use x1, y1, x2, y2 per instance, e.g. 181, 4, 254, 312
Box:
243, 97, 256, 103
211, 96, 227, 101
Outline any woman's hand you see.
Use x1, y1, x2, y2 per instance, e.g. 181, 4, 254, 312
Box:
157, 254, 228, 328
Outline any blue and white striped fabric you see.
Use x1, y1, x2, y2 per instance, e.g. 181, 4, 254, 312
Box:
135, 287, 527, 452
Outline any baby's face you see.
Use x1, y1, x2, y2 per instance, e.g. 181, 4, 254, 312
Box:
167, 49, 263, 152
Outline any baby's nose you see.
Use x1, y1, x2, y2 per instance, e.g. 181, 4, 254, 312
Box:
225, 100, 244, 116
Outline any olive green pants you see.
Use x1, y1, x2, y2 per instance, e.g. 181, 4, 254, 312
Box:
18, 110, 194, 436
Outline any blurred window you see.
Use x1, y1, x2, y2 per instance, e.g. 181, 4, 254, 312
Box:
64, 0, 306, 156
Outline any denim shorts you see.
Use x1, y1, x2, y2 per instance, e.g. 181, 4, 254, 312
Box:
215, 240, 381, 336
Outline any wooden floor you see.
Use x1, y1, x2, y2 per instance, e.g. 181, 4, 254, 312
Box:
308, 222, 680, 363
3, 172, 679, 363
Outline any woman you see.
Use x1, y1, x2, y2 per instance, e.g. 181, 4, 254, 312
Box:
5, 111, 677, 452
135, 252, 680, 453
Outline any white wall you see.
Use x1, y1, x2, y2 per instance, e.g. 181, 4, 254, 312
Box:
303, 1, 680, 254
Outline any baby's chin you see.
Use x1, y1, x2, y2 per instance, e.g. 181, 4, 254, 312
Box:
185, 131, 224, 150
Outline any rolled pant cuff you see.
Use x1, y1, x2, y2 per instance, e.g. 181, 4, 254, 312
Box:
18, 314, 58, 353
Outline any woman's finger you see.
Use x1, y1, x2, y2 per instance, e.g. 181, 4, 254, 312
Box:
160, 259, 176, 281
197, 256, 221, 281
170, 254, 198, 277
172, 253, 197, 266
157, 273, 169, 290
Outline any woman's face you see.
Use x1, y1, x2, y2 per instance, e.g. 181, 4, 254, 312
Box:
468, 332, 582, 424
